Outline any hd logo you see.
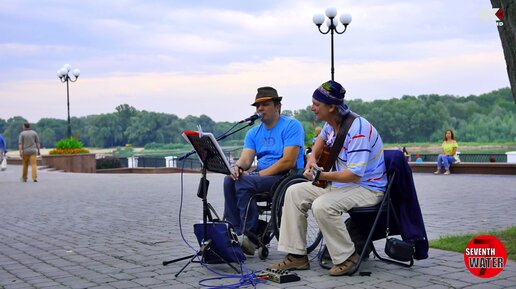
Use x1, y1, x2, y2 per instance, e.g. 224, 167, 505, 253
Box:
479, 7, 505, 26
493, 8, 504, 26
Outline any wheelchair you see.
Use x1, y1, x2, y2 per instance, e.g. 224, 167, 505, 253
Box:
242, 170, 323, 260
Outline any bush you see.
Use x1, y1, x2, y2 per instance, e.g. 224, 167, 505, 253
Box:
96, 157, 122, 169
49, 137, 90, 155
114, 146, 134, 158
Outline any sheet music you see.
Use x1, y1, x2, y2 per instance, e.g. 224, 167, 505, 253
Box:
182, 131, 232, 175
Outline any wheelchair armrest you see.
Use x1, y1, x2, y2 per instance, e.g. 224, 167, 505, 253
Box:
254, 192, 273, 203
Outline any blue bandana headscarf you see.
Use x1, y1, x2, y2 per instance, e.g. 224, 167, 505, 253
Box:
312, 80, 350, 115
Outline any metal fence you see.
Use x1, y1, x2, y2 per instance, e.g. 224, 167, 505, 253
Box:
107, 153, 508, 169
118, 158, 128, 167
172, 157, 203, 170
137, 156, 166, 167
413, 153, 507, 163
118, 152, 234, 169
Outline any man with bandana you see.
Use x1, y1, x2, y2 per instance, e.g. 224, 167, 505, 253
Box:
270, 80, 387, 276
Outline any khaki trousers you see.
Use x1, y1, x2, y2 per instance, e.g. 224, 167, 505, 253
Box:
277, 181, 382, 264
22, 154, 37, 181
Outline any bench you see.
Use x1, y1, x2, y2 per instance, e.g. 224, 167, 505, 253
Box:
409, 162, 516, 175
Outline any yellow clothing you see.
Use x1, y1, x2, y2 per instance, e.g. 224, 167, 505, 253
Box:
22, 154, 37, 181
442, 141, 459, 161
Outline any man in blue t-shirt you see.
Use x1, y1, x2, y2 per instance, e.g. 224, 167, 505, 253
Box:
270, 80, 387, 276
224, 86, 304, 255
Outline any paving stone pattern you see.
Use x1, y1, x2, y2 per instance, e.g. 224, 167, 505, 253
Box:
0, 166, 515, 288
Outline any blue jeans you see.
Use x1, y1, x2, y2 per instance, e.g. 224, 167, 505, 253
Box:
223, 174, 282, 235
437, 154, 456, 170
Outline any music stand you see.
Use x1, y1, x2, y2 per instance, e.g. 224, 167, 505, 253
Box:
162, 130, 239, 277
183, 130, 231, 175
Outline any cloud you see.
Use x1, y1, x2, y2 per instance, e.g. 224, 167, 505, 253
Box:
0, 47, 508, 123
0, 0, 510, 123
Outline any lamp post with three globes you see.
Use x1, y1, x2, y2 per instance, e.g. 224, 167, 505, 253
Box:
312, 7, 352, 81
57, 64, 80, 138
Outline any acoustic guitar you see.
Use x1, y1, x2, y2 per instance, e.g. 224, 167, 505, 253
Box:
311, 112, 358, 188
312, 145, 332, 188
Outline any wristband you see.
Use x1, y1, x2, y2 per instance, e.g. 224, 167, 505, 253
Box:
248, 171, 259, 176
312, 166, 322, 184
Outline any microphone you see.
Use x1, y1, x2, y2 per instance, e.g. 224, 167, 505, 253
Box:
238, 112, 263, 123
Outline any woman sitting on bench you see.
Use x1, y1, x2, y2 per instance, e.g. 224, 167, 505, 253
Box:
434, 129, 459, 175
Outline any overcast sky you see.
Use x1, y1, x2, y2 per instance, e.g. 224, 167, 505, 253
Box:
0, 0, 509, 123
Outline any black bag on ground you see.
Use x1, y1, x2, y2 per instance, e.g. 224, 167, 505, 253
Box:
385, 238, 414, 262
384, 193, 414, 262
193, 221, 245, 264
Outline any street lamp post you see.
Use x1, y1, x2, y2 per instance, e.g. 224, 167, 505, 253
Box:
57, 64, 80, 138
313, 7, 352, 81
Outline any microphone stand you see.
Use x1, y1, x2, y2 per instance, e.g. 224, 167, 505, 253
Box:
162, 119, 258, 276
175, 119, 257, 229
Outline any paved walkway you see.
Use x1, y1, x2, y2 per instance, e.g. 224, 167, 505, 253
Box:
0, 166, 515, 289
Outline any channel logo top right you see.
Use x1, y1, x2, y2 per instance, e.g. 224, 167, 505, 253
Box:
494, 8, 504, 26
479, 7, 505, 27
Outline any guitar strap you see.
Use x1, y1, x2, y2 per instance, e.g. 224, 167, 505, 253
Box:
324, 112, 358, 173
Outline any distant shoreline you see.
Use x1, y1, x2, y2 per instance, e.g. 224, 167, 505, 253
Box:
6, 144, 516, 158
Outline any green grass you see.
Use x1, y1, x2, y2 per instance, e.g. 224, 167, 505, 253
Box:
429, 226, 516, 261
113, 147, 134, 158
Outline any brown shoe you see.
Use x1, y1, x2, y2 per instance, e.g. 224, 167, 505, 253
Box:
444, 170, 450, 175
433, 170, 441, 175
329, 252, 359, 276
269, 254, 310, 270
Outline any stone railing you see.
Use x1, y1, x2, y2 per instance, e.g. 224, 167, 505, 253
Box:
42, 154, 96, 173
6, 156, 43, 166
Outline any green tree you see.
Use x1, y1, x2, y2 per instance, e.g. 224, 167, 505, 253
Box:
115, 104, 137, 145
4, 87, 514, 148
3, 117, 27, 149
40, 128, 57, 148
0, 118, 6, 134
85, 114, 120, 147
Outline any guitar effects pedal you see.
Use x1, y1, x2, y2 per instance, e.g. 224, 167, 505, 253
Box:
260, 268, 301, 283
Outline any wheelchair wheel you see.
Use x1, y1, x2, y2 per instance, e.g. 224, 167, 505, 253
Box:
271, 175, 323, 254
258, 246, 269, 260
